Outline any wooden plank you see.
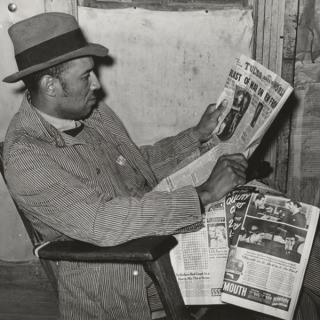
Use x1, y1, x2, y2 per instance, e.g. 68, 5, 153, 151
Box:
79, 0, 249, 10
263, 0, 286, 181
247, 0, 258, 59
84, 0, 245, 4
255, 0, 265, 64
145, 253, 192, 320
250, 0, 298, 190
0, 260, 52, 290
275, 0, 299, 193
0, 315, 57, 320
275, 0, 286, 74
261, 0, 272, 67
37, 236, 177, 261
0, 287, 58, 318
45, 0, 78, 19
0, 287, 58, 305
262, 0, 278, 181
268, 0, 279, 72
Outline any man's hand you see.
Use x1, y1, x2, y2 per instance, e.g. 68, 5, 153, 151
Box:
193, 103, 226, 143
195, 154, 248, 206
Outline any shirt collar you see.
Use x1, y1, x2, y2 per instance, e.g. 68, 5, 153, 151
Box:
35, 108, 81, 132
20, 91, 85, 147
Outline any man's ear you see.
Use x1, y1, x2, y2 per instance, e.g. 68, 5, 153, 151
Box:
40, 75, 56, 97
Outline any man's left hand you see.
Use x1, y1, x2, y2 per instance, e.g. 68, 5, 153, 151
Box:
193, 103, 226, 143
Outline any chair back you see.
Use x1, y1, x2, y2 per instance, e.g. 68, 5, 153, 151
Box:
0, 142, 45, 246
0, 141, 58, 296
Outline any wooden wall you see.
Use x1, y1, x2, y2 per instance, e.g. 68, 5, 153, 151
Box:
286, 0, 320, 208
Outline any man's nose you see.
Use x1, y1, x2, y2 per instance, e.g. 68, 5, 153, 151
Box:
90, 72, 101, 91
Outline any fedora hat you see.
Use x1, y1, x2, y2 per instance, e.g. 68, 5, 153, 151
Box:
249, 225, 264, 234
3, 12, 109, 83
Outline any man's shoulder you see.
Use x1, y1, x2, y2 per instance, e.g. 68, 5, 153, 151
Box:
290, 211, 306, 223
4, 111, 25, 153
3, 109, 49, 168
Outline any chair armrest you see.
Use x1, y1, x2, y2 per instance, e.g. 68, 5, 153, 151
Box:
34, 235, 178, 262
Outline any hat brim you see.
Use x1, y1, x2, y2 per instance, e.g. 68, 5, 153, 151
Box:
249, 229, 264, 234
3, 43, 109, 83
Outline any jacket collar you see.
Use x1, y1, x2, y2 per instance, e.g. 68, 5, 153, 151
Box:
20, 91, 95, 147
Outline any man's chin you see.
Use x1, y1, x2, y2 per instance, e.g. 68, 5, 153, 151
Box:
74, 104, 97, 121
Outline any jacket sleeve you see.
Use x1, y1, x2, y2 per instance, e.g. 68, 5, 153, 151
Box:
5, 146, 203, 247
98, 102, 201, 182
139, 128, 201, 181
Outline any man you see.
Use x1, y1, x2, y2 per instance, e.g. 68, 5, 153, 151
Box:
225, 247, 244, 281
208, 223, 216, 247
247, 193, 266, 217
3, 13, 248, 320
271, 231, 301, 263
250, 102, 264, 127
242, 225, 265, 245
281, 200, 307, 228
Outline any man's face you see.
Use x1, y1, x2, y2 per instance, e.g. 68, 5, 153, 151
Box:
237, 92, 244, 104
208, 226, 216, 239
53, 57, 101, 120
285, 237, 295, 251
286, 201, 293, 211
216, 228, 223, 239
255, 197, 265, 208
252, 232, 264, 244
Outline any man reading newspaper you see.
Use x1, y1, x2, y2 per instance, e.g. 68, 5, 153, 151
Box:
2, 12, 250, 320
3, 13, 319, 320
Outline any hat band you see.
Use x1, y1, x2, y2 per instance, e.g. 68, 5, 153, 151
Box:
15, 29, 88, 72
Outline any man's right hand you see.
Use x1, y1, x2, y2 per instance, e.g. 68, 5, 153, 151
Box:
195, 153, 248, 206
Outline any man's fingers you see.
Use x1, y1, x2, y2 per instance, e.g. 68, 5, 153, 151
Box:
216, 102, 227, 111
211, 107, 224, 122
220, 153, 248, 169
206, 103, 216, 113
233, 167, 247, 180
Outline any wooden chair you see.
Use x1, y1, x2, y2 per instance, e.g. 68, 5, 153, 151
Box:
0, 142, 192, 320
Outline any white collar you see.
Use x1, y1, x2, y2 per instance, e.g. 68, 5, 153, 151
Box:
35, 108, 80, 131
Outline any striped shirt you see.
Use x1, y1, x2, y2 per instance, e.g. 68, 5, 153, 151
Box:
4, 92, 203, 319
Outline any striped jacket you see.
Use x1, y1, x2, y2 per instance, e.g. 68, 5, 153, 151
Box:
4, 92, 203, 319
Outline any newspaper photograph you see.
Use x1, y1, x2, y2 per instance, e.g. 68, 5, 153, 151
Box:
220, 183, 320, 320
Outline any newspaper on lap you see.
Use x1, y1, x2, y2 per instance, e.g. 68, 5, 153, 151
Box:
154, 54, 320, 319
220, 180, 319, 320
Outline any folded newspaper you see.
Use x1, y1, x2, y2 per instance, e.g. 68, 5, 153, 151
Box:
219, 180, 319, 320
154, 54, 320, 319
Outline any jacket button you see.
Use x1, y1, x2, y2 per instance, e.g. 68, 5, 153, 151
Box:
96, 168, 101, 174
133, 270, 139, 276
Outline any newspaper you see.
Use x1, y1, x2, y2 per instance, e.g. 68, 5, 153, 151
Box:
154, 54, 293, 192
151, 54, 317, 313
220, 181, 319, 320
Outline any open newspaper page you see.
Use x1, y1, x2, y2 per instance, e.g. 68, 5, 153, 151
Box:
153, 54, 293, 305
169, 198, 229, 304
221, 181, 320, 320
155, 53, 293, 192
